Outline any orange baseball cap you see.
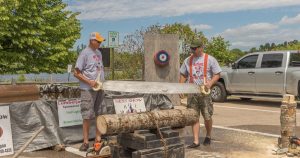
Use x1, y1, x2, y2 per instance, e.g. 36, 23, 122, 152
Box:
90, 32, 105, 42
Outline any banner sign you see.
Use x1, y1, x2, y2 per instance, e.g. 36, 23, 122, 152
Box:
0, 106, 14, 156
57, 99, 82, 127
113, 98, 146, 114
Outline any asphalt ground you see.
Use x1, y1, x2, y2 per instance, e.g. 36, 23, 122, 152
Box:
7, 97, 298, 158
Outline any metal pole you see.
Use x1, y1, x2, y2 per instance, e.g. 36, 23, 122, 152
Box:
68, 73, 70, 82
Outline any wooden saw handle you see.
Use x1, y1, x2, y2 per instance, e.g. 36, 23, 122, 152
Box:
200, 85, 211, 95
200, 77, 211, 95
92, 72, 103, 91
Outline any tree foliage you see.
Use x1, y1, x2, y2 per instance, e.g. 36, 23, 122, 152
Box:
247, 40, 300, 53
0, 0, 81, 74
161, 23, 208, 55
112, 52, 143, 80
205, 36, 234, 65
230, 48, 246, 61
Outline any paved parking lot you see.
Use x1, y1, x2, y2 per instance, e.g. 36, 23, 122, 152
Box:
213, 97, 300, 136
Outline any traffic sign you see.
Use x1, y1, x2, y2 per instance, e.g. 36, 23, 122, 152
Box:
108, 31, 119, 48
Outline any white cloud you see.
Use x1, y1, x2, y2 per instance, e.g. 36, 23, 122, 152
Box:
68, 0, 300, 21
190, 24, 212, 31
279, 13, 300, 25
221, 23, 278, 39
219, 22, 300, 50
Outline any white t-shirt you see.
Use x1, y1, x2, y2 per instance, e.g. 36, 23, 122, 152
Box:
180, 54, 221, 85
75, 47, 105, 90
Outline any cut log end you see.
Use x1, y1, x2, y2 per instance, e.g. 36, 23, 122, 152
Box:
282, 94, 296, 104
97, 116, 107, 134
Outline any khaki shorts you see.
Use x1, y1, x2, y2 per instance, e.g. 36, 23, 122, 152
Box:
80, 89, 105, 119
187, 94, 214, 120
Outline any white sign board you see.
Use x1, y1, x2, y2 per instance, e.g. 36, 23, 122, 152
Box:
113, 98, 146, 114
108, 31, 119, 48
67, 64, 72, 73
57, 99, 82, 127
0, 106, 14, 156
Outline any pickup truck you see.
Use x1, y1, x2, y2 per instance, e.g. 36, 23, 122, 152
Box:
211, 50, 300, 102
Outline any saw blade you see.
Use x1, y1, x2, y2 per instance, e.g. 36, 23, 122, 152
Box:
102, 81, 200, 94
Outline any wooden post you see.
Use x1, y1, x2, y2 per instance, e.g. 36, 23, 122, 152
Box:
280, 94, 297, 148
144, 33, 180, 106
97, 109, 198, 135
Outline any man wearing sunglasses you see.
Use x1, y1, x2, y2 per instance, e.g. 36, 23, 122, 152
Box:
179, 39, 221, 148
74, 32, 106, 151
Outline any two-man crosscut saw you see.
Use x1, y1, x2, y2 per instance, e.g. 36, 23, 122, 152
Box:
95, 80, 203, 94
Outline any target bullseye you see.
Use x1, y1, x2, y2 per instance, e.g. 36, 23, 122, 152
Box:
154, 50, 170, 67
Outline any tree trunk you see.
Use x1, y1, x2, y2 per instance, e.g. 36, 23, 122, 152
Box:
97, 109, 198, 135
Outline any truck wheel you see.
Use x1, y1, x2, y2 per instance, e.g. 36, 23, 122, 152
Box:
211, 82, 227, 102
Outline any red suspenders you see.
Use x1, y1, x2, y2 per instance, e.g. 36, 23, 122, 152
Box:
189, 53, 208, 83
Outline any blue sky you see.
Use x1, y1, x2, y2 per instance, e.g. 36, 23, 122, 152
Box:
66, 0, 300, 50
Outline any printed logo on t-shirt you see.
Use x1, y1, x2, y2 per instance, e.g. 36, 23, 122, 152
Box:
192, 62, 204, 82
92, 55, 103, 72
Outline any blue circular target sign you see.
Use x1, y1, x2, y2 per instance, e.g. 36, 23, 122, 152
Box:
154, 50, 170, 67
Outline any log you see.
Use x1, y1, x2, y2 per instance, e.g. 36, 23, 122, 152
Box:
280, 94, 297, 148
0, 85, 39, 103
0, 85, 39, 98
97, 109, 198, 135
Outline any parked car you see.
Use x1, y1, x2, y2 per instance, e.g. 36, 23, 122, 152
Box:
211, 50, 300, 102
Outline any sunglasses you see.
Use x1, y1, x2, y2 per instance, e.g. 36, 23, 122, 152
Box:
94, 40, 102, 44
190, 47, 198, 51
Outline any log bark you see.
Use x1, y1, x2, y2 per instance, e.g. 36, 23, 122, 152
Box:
97, 109, 198, 135
0, 85, 39, 103
280, 94, 297, 148
0, 85, 39, 98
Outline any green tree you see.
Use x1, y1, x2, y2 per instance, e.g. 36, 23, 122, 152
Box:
113, 52, 143, 80
0, 0, 81, 74
247, 40, 300, 52
17, 74, 26, 82
230, 48, 245, 61
249, 47, 258, 53
206, 36, 233, 65
264, 43, 271, 51
161, 23, 208, 55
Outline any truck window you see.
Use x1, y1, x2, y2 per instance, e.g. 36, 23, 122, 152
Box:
289, 52, 300, 67
237, 55, 258, 69
261, 53, 283, 68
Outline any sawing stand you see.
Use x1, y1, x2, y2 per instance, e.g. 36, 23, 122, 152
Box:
112, 128, 184, 158
103, 34, 193, 158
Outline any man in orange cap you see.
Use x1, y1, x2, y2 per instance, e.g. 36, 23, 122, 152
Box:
74, 32, 106, 151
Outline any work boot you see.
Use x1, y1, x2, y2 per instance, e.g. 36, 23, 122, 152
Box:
187, 143, 200, 148
203, 137, 211, 146
79, 143, 89, 151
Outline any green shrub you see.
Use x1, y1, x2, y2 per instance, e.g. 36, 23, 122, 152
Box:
17, 74, 26, 82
